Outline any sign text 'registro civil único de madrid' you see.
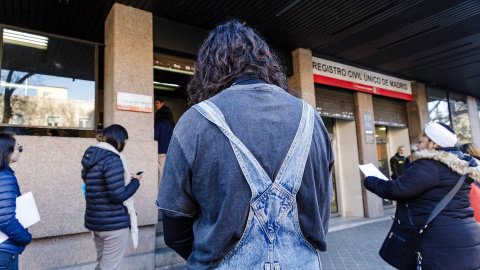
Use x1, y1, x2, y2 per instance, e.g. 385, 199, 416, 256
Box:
312, 57, 412, 101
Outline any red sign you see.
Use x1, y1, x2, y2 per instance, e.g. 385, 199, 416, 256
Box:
314, 74, 413, 101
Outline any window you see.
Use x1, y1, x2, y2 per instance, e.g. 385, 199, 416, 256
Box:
46, 115, 61, 126
78, 117, 90, 128
10, 113, 27, 125
477, 98, 480, 129
1, 28, 96, 132
426, 87, 451, 126
427, 87, 472, 144
449, 93, 471, 143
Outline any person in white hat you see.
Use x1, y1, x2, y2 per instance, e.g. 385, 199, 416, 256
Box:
363, 121, 480, 269
421, 121, 458, 149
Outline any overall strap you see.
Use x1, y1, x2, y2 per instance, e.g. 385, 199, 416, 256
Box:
420, 174, 467, 233
273, 101, 315, 195
193, 100, 271, 198
193, 100, 314, 200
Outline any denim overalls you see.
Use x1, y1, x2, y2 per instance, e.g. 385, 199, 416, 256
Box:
193, 100, 321, 269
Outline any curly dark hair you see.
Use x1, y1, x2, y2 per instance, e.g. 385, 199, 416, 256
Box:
187, 20, 290, 104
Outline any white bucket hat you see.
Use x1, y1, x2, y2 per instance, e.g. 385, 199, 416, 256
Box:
424, 121, 457, 147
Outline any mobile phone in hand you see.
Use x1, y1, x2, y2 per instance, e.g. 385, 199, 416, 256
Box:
136, 170, 146, 176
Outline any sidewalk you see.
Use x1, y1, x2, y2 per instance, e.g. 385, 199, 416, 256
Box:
320, 207, 396, 270
329, 207, 395, 232
164, 207, 397, 270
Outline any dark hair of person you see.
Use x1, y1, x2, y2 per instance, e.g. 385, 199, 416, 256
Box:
100, 124, 129, 152
155, 97, 165, 103
187, 20, 290, 104
0, 133, 16, 171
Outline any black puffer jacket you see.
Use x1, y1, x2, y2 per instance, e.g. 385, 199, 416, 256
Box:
365, 148, 480, 270
81, 146, 140, 231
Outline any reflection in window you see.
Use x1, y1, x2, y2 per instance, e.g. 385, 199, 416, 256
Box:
449, 93, 471, 143
1, 28, 95, 129
11, 113, 27, 125
477, 98, 480, 129
46, 115, 61, 126
78, 118, 90, 128
426, 87, 451, 126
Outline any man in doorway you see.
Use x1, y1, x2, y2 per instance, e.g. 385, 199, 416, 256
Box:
390, 145, 406, 179
154, 97, 174, 185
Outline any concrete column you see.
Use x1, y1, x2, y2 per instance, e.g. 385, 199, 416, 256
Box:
104, 3, 153, 136
103, 3, 158, 268
288, 48, 315, 107
406, 81, 430, 143
467, 96, 480, 145
354, 92, 383, 217
388, 128, 411, 157
335, 119, 364, 217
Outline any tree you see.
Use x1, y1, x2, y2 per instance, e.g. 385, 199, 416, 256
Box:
1, 70, 34, 123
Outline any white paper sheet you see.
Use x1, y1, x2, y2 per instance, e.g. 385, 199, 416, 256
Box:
358, 163, 389, 181
0, 192, 41, 244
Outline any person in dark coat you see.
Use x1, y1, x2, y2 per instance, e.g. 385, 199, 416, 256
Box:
0, 133, 31, 269
154, 97, 174, 127
364, 122, 480, 269
390, 145, 406, 179
81, 124, 141, 270
154, 97, 174, 185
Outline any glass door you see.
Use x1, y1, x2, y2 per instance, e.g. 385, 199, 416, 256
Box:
375, 125, 392, 206
322, 117, 338, 213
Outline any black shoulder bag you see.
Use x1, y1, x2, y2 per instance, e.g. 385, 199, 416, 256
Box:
379, 174, 467, 270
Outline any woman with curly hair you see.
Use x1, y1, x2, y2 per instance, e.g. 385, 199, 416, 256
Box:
156, 20, 334, 269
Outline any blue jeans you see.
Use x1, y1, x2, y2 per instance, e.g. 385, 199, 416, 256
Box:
0, 252, 18, 270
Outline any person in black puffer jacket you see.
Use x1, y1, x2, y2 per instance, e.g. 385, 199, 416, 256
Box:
0, 133, 31, 269
364, 122, 480, 270
81, 124, 141, 270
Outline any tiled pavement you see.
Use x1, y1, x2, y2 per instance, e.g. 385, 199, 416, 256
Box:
319, 219, 396, 270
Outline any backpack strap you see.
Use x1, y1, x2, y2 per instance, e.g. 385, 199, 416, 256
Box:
420, 174, 467, 233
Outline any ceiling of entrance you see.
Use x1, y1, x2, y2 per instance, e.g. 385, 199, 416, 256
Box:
1, 0, 480, 97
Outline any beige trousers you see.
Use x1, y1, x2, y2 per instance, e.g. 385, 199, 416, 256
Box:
158, 153, 167, 185
93, 228, 129, 270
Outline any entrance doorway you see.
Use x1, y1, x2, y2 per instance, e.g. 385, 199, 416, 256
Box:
153, 51, 193, 123
376, 125, 393, 206
322, 117, 338, 214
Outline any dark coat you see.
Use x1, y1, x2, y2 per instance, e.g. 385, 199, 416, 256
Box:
390, 153, 406, 179
365, 148, 480, 270
0, 167, 32, 254
81, 146, 140, 231
155, 106, 174, 127
154, 120, 173, 154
